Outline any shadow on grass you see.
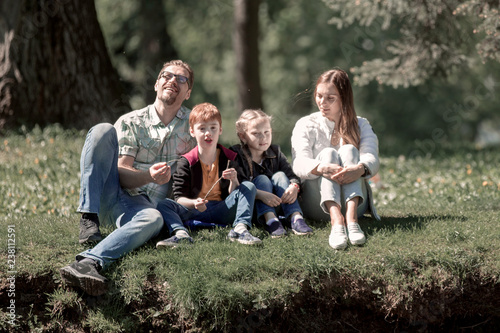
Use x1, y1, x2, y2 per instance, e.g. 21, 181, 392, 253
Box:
361, 213, 469, 236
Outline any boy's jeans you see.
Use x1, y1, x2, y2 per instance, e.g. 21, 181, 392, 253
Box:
157, 181, 257, 233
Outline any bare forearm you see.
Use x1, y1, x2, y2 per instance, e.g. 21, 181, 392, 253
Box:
177, 197, 196, 209
256, 189, 268, 201
228, 179, 239, 193
118, 166, 152, 189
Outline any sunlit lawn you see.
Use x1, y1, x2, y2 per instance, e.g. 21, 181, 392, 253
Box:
1, 126, 499, 332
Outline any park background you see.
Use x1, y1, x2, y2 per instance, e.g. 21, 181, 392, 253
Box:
2, 0, 499, 155
1, 0, 499, 332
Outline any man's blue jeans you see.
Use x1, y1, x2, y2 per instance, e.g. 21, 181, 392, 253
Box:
252, 171, 303, 220
157, 181, 257, 233
76, 123, 164, 270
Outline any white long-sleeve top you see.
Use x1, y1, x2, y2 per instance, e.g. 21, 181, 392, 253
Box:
291, 112, 379, 180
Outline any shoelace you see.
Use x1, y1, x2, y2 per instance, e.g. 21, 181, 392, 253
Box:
348, 223, 361, 232
332, 225, 346, 235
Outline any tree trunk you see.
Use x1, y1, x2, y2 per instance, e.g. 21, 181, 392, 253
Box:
0, 0, 129, 130
138, 0, 178, 105
233, 0, 263, 113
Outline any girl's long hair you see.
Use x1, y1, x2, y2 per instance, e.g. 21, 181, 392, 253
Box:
314, 69, 360, 149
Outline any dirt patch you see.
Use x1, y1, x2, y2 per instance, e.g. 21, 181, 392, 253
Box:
1, 273, 498, 332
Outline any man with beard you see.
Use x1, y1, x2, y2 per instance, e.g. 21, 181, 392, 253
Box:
59, 60, 196, 296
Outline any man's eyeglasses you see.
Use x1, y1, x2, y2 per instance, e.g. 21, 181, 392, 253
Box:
159, 71, 189, 85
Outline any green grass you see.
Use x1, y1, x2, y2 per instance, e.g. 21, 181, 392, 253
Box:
1, 125, 499, 332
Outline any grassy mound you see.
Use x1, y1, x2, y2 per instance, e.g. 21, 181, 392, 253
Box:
1, 126, 499, 332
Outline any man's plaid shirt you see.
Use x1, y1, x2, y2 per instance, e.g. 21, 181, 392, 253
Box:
114, 104, 196, 205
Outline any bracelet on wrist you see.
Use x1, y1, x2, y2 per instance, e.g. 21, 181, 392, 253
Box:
291, 183, 300, 191
361, 164, 369, 177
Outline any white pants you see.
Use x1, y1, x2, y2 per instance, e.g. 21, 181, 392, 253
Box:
299, 145, 368, 222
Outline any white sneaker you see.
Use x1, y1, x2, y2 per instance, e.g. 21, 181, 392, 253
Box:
347, 222, 366, 245
329, 225, 348, 250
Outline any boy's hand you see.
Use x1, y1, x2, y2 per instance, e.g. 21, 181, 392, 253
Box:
194, 198, 208, 212
222, 168, 238, 182
260, 191, 281, 207
281, 184, 298, 204
150, 162, 171, 184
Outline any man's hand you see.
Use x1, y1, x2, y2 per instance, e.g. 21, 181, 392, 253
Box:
149, 162, 171, 185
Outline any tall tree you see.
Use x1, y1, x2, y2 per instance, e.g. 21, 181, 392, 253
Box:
233, 0, 263, 112
0, 0, 128, 131
138, 0, 178, 104
323, 0, 500, 87
95, 0, 179, 108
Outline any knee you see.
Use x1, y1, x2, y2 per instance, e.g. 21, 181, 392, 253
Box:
271, 171, 287, 182
253, 174, 272, 188
157, 199, 181, 217
88, 123, 117, 146
157, 198, 174, 211
318, 147, 339, 163
240, 181, 257, 196
141, 208, 164, 231
338, 144, 359, 162
338, 144, 358, 155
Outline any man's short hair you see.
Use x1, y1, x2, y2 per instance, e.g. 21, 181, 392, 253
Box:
189, 103, 222, 128
159, 60, 194, 89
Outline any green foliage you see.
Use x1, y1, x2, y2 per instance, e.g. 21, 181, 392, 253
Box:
93, 0, 500, 158
323, 0, 500, 87
456, 1, 500, 63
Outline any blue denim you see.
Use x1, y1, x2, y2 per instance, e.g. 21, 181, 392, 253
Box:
157, 181, 257, 232
76, 123, 164, 270
252, 171, 303, 220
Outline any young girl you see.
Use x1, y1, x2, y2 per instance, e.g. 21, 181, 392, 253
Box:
231, 110, 313, 238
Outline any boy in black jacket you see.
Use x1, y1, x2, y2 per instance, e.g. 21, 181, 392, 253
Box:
156, 103, 262, 246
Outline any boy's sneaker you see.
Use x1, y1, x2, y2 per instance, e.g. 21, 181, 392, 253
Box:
291, 218, 313, 235
79, 213, 102, 244
347, 222, 366, 245
60, 260, 108, 296
265, 220, 287, 238
156, 235, 193, 248
329, 225, 348, 250
227, 229, 262, 245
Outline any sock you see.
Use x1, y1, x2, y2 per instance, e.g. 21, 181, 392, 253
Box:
175, 229, 190, 239
266, 217, 279, 226
234, 223, 248, 234
82, 212, 99, 221
291, 214, 304, 223
79, 258, 100, 271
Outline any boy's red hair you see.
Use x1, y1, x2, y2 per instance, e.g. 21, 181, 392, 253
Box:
189, 103, 222, 128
